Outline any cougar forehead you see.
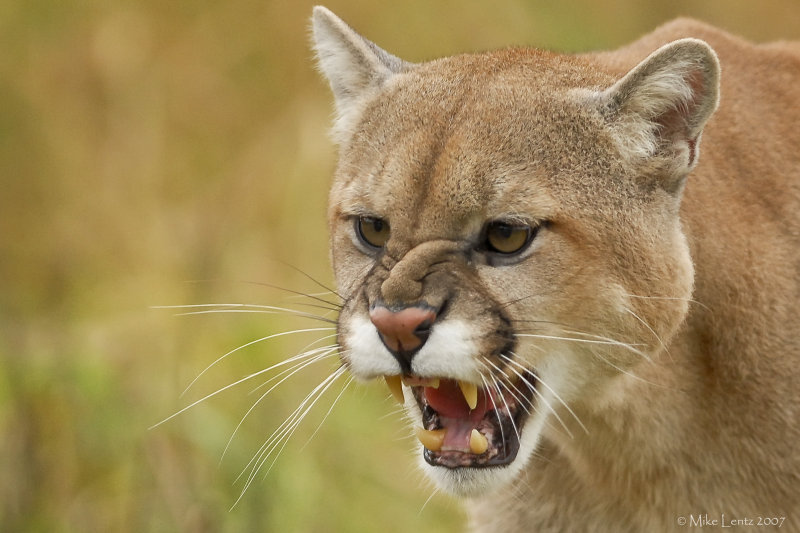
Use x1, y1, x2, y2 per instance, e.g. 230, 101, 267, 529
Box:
333, 55, 665, 244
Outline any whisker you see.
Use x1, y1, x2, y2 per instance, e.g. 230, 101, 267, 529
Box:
247, 346, 339, 399
516, 332, 644, 348
481, 358, 530, 413
287, 301, 342, 314
497, 355, 576, 438
149, 345, 336, 430
289, 333, 341, 364
498, 293, 540, 309
493, 376, 522, 443
234, 366, 349, 505
624, 307, 669, 358
152, 303, 337, 324
178, 278, 342, 307
270, 259, 344, 302
418, 487, 440, 517
288, 290, 340, 299
518, 329, 652, 363
579, 347, 666, 389
183, 327, 336, 396
623, 292, 711, 313
558, 328, 652, 362
379, 404, 407, 422
300, 373, 354, 451
221, 346, 340, 461
478, 372, 507, 457
482, 359, 538, 444
248, 340, 340, 396
236, 279, 343, 309
502, 354, 588, 435
252, 367, 347, 474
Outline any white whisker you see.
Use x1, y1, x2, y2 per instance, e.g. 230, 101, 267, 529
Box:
248, 343, 340, 396
478, 372, 507, 456
500, 354, 583, 437
482, 358, 531, 414
623, 292, 711, 312
222, 346, 340, 461
520, 328, 652, 363
483, 358, 530, 407
581, 347, 665, 389
183, 327, 336, 396
153, 303, 337, 324
288, 333, 341, 367
624, 307, 668, 359
493, 378, 522, 443
149, 344, 336, 430
300, 373, 354, 450
516, 332, 645, 349
253, 365, 348, 475
234, 365, 349, 507
418, 487, 440, 516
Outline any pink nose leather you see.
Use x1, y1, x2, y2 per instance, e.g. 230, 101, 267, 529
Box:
369, 306, 436, 354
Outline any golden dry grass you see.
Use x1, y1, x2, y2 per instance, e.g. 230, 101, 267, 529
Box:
1, 1, 798, 531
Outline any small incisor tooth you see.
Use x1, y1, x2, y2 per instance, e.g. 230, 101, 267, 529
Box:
469, 429, 489, 455
401, 376, 440, 388
384, 375, 404, 404
415, 428, 446, 452
459, 380, 478, 410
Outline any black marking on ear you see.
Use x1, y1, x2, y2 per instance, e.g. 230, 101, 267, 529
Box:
687, 136, 698, 167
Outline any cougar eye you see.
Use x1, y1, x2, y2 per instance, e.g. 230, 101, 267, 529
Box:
484, 221, 533, 255
356, 216, 390, 249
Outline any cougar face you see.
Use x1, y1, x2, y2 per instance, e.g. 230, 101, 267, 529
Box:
325, 51, 695, 494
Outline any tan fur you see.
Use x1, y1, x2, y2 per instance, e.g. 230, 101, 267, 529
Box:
312, 7, 800, 531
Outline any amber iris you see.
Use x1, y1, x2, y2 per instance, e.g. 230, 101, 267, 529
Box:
485, 221, 531, 254
357, 216, 390, 248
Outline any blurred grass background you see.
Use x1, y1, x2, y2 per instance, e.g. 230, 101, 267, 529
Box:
1, 1, 798, 531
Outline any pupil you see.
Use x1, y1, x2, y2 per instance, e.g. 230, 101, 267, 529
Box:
372, 219, 383, 233
495, 223, 512, 239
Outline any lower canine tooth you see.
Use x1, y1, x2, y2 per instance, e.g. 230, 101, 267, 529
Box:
384, 375, 404, 404
469, 429, 489, 454
415, 428, 446, 452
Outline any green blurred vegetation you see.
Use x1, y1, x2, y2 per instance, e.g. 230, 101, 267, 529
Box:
1, 1, 798, 531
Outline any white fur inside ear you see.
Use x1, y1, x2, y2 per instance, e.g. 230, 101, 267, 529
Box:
599, 38, 720, 174
311, 6, 408, 143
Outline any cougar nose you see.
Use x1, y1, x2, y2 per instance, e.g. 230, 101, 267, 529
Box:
369, 305, 437, 374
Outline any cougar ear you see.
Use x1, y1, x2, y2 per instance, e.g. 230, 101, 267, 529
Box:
311, 6, 409, 142
600, 38, 720, 186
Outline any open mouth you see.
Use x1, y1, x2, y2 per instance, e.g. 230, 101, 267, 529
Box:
385, 372, 537, 469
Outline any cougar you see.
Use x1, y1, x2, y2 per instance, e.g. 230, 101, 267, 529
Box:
311, 6, 799, 531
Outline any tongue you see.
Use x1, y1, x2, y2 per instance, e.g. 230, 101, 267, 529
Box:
424, 380, 490, 451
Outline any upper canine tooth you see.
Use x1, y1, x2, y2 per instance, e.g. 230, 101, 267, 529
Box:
459, 380, 478, 410
469, 429, 489, 454
415, 428, 446, 452
384, 375, 404, 404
